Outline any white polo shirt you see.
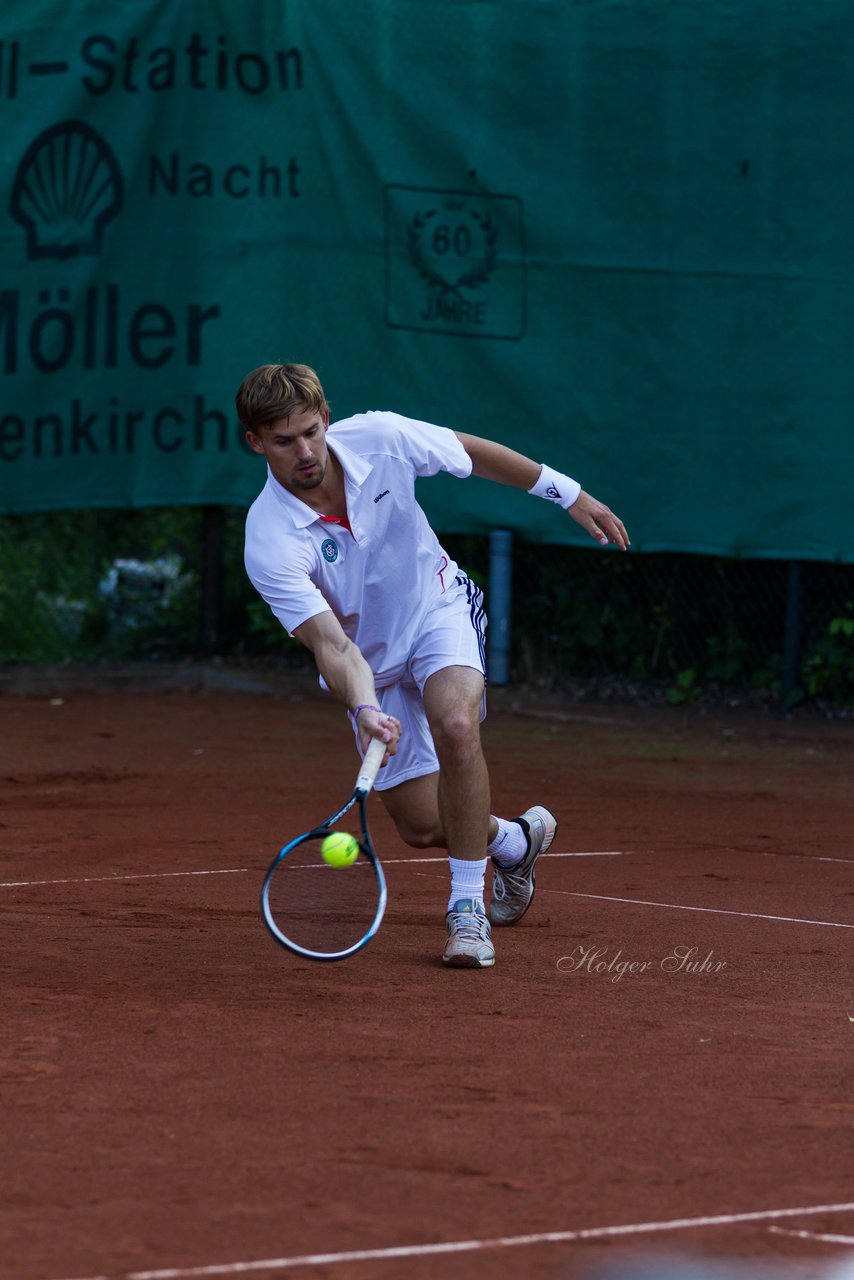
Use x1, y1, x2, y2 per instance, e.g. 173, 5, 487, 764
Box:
244, 411, 473, 686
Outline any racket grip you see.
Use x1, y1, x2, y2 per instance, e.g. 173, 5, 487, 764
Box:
355, 736, 386, 795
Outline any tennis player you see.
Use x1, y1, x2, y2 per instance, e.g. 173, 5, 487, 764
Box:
238, 363, 629, 969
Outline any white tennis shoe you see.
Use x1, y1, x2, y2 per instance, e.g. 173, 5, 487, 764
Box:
442, 898, 495, 968
490, 805, 557, 925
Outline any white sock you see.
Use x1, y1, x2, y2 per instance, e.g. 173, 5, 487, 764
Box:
447, 857, 487, 912
487, 817, 528, 867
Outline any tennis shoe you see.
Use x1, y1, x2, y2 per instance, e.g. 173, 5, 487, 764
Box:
442, 898, 495, 968
490, 805, 557, 926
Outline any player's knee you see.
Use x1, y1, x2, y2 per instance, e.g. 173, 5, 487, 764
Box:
431, 710, 481, 762
394, 817, 442, 849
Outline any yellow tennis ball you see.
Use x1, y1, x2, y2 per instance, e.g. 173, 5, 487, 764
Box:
321, 832, 360, 868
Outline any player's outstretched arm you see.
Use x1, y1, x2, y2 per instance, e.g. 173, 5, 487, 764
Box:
292, 611, 401, 761
455, 432, 630, 551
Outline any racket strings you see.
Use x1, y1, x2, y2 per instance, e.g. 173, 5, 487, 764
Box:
264, 831, 381, 959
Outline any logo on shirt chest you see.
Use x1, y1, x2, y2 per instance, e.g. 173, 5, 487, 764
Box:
321, 537, 339, 563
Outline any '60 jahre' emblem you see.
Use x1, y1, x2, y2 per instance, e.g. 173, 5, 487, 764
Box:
407, 207, 497, 300
385, 185, 525, 341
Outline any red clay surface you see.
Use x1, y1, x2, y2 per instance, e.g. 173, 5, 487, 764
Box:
2, 675, 853, 1280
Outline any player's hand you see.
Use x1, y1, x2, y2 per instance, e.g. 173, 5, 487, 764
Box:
356, 707, 401, 766
569, 490, 630, 550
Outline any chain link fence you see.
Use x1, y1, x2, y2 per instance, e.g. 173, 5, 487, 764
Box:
1, 508, 852, 710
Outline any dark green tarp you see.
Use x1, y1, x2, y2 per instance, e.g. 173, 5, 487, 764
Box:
1, 1, 851, 560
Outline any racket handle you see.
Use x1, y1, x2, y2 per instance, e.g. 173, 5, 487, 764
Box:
355, 736, 386, 795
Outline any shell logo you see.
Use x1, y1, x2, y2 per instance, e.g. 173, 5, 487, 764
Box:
10, 120, 124, 260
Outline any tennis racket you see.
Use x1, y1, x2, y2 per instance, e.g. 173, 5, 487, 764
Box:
260, 737, 387, 961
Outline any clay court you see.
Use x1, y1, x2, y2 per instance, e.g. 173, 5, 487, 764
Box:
2, 675, 853, 1280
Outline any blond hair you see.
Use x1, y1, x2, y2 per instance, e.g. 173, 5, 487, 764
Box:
235, 363, 327, 432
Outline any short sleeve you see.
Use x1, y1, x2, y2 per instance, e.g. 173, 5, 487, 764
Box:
244, 515, 330, 637
364, 411, 473, 479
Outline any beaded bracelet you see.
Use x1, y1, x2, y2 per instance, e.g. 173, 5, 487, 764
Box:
352, 703, 383, 721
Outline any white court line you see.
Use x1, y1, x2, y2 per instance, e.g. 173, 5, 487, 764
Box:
4, 848, 849, 893
554, 889, 854, 930
50, 1201, 854, 1280
0, 869, 250, 889
759, 851, 854, 866
0, 852, 625, 890
4, 857, 850, 930
382, 850, 627, 866
769, 1226, 854, 1246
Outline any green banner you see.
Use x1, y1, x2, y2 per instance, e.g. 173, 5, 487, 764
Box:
1, 0, 852, 561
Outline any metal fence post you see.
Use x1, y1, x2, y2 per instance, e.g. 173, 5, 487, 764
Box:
201, 504, 224, 655
488, 529, 513, 685
782, 560, 802, 708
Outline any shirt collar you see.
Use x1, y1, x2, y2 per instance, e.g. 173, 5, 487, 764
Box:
264, 434, 373, 530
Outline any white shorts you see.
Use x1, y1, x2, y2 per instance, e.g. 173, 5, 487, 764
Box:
358, 573, 487, 792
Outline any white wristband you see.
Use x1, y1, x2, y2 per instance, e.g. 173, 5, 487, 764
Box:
528, 464, 581, 510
